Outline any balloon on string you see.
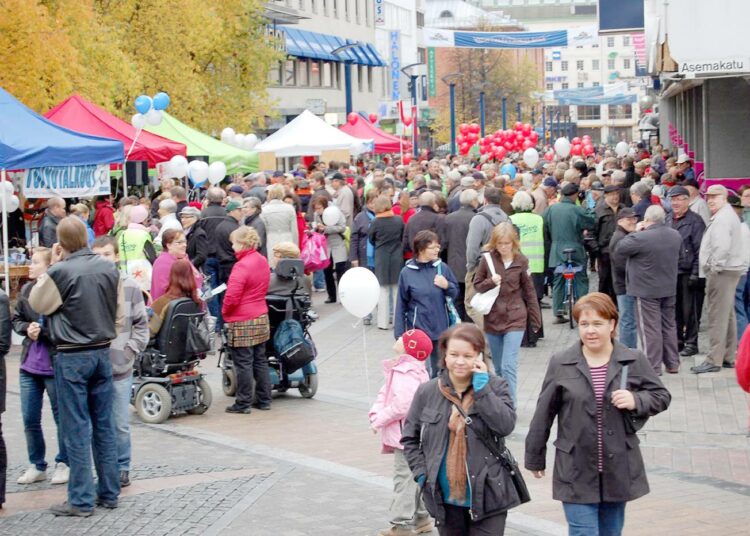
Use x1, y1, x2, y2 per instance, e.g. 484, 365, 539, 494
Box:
338, 267, 380, 318
188, 160, 209, 184
368, 113, 378, 123
501, 163, 517, 179
523, 147, 539, 167
554, 137, 571, 158
221, 127, 235, 143
615, 141, 629, 157
402, 153, 412, 164
131, 113, 147, 130
570, 144, 582, 156
347, 112, 359, 125
544, 150, 555, 161
152, 92, 170, 111
170, 155, 189, 178
243, 134, 258, 150
134, 95, 152, 114
572, 136, 581, 145
233, 133, 246, 147
6, 195, 19, 213
402, 115, 413, 127
2, 182, 13, 197
322, 205, 342, 226
208, 161, 227, 185
145, 109, 163, 126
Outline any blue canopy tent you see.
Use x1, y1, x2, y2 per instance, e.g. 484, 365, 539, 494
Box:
0, 87, 124, 293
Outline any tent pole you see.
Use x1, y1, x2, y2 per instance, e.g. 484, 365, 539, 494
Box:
1, 169, 9, 297
123, 127, 144, 196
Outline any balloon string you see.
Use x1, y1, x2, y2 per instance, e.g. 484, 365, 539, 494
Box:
362, 321, 371, 403
125, 126, 143, 162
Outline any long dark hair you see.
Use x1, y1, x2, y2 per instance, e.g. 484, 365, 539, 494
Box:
164, 259, 200, 305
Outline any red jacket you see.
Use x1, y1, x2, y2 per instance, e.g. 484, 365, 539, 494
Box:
92, 199, 115, 236
222, 248, 270, 322
737, 324, 750, 393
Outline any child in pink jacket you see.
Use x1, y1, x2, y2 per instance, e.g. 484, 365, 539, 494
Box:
369, 329, 433, 536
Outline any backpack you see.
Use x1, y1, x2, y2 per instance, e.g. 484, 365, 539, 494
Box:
273, 318, 316, 374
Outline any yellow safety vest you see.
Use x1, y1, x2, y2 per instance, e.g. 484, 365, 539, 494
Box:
510, 212, 545, 273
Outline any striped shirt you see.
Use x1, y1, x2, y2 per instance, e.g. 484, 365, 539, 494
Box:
589, 363, 609, 473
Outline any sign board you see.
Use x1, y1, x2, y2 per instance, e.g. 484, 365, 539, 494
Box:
265, 25, 287, 53
423, 25, 597, 49
390, 31, 400, 101
23, 164, 110, 199
428, 47, 436, 97
678, 58, 750, 75
374, 0, 385, 26
305, 98, 327, 114
552, 51, 561, 60
598, 0, 644, 34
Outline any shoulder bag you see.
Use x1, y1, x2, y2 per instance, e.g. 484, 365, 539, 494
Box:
436, 261, 461, 326
470, 252, 500, 316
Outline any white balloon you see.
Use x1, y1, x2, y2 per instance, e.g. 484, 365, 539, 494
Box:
615, 141, 629, 157
188, 160, 209, 183
2, 182, 14, 196
233, 133, 245, 147
170, 155, 189, 178
244, 133, 258, 150
322, 206, 342, 227
522, 148, 539, 168
554, 137, 571, 158
220, 127, 235, 143
208, 161, 227, 185
338, 267, 380, 318
6, 195, 19, 213
131, 113, 147, 130
146, 109, 163, 126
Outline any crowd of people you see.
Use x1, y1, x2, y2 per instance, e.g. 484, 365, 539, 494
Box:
0, 141, 746, 536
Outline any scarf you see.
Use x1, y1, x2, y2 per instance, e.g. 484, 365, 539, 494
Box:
438, 379, 475, 504
375, 210, 394, 218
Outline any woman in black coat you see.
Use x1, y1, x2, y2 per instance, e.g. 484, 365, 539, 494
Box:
242, 197, 268, 259
525, 292, 671, 536
368, 196, 404, 330
179, 207, 208, 271
401, 324, 519, 535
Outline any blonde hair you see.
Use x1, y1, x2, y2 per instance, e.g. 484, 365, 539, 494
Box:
32, 247, 52, 266
273, 241, 300, 259
484, 222, 521, 256
229, 226, 260, 250
267, 184, 285, 201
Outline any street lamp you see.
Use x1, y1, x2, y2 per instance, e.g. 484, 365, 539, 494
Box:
401, 62, 425, 156
501, 96, 508, 130
331, 44, 359, 117
442, 72, 460, 155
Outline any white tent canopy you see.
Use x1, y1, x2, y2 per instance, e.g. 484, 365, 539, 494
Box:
255, 110, 373, 157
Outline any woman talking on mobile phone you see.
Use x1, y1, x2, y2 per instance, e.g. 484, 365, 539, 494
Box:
401, 324, 521, 535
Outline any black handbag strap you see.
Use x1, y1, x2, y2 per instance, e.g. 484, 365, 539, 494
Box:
448, 399, 508, 462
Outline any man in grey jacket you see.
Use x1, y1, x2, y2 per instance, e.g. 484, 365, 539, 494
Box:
464, 187, 510, 326
92, 236, 149, 488
616, 205, 683, 374
443, 189, 479, 321
693, 185, 750, 373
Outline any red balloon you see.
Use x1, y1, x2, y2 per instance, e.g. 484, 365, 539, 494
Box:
522, 140, 534, 150
522, 123, 532, 134
514, 121, 523, 131
544, 150, 554, 161
503, 141, 514, 151
570, 144, 582, 156
582, 135, 592, 143
495, 147, 507, 159
456, 134, 465, 144
403, 115, 412, 127
460, 142, 470, 153
347, 112, 359, 125
583, 144, 594, 156
467, 132, 478, 143
469, 123, 480, 134
571, 137, 581, 145
459, 123, 469, 135
529, 131, 539, 142
402, 153, 412, 164
515, 132, 524, 141
368, 113, 378, 123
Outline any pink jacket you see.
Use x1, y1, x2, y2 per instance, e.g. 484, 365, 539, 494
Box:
368, 355, 429, 453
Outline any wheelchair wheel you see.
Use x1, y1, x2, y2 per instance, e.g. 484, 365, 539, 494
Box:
298, 373, 318, 399
222, 368, 237, 397
135, 384, 172, 424
187, 379, 212, 415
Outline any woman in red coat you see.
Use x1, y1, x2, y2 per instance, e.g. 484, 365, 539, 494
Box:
222, 226, 272, 414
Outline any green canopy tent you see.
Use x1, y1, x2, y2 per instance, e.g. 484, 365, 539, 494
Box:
144, 112, 258, 174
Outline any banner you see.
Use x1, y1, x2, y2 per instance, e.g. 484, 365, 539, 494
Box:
423, 25, 597, 49
23, 164, 111, 199
374, 0, 385, 26
427, 48, 436, 97
389, 31, 400, 101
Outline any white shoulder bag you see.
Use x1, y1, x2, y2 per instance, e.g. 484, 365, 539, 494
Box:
470, 252, 500, 316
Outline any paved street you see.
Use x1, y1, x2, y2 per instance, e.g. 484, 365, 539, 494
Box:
1, 286, 750, 535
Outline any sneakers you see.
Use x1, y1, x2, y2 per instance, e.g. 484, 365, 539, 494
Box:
414, 517, 435, 534
50, 501, 93, 517
680, 346, 698, 357
690, 361, 721, 374
554, 315, 568, 324
378, 526, 417, 536
225, 404, 252, 414
17, 465, 46, 484
50, 462, 69, 485
96, 497, 118, 509
120, 470, 131, 488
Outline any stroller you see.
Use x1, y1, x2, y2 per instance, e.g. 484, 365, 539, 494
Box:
219, 259, 319, 399
131, 298, 213, 424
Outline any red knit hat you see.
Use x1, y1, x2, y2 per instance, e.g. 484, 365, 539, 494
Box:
402, 329, 433, 361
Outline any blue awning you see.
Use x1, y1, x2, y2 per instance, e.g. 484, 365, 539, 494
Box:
281, 26, 386, 67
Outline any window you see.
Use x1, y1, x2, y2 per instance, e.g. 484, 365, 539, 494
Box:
284, 59, 296, 86
297, 59, 308, 86
623, 35, 630, 47
321, 0, 327, 16
592, 59, 599, 70
368, 66, 373, 92
299, 0, 304, 9
357, 65, 363, 92
416, 11, 425, 28
607, 36, 615, 47
608, 104, 632, 119
344, 0, 349, 20
311, 0, 317, 13
268, 61, 282, 86
593, 81, 600, 87
332, 0, 337, 17
355, 0, 360, 23
577, 82, 584, 88
561, 60, 568, 71
364, 0, 369, 25
623, 58, 631, 69
607, 58, 615, 70
578, 105, 601, 120
576, 60, 584, 71
545, 61, 553, 72
562, 82, 569, 89
546, 83, 554, 90
322, 61, 332, 87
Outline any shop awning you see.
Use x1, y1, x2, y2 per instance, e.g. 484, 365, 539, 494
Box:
281, 26, 386, 67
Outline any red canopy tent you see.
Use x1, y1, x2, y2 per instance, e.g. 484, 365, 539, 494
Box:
339, 118, 410, 154
45, 94, 186, 167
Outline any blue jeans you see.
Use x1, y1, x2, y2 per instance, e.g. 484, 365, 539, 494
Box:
616, 295, 637, 349
204, 257, 223, 331
313, 270, 325, 290
112, 376, 133, 472
19, 370, 67, 470
485, 331, 524, 405
54, 349, 120, 510
563, 501, 626, 536
735, 273, 750, 341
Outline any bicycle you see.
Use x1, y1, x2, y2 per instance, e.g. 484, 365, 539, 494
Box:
553, 248, 584, 329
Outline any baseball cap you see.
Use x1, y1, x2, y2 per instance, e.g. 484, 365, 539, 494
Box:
681, 178, 700, 190
705, 184, 728, 197
228, 185, 244, 194
543, 177, 558, 189
603, 185, 621, 193
532, 168, 544, 175
676, 154, 692, 164
460, 176, 475, 187
666, 185, 690, 198
331, 172, 345, 182
601, 169, 615, 176
179, 206, 201, 218
591, 181, 604, 191
561, 183, 579, 196
617, 207, 637, 221
225, 200, 243, 212
472, 171, 486, 182
728, 194, 741, 208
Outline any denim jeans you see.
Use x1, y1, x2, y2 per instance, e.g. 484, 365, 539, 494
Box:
112, 375, 133, 472
735, 273, 750, 341
616, 295, 637, 349
19, 370, 67, 470
204, 257, 222, 331
313, 270, 325, 290
485, 331, 525, 405
54, 349, 120, 510
563, 501, 626, 536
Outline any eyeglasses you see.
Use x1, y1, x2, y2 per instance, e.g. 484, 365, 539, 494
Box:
173, 239, 187, 245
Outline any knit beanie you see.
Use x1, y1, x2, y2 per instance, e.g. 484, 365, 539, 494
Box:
402, 329, 433, 361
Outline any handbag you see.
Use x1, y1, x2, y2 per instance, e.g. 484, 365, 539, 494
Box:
450, 401, 531, 507
436, 262, 460, 326
185, 314, 211, 356
470, 252, 501, 316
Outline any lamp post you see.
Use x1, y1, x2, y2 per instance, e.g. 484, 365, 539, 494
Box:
479, 91, 486, 137
401, 62, 425, 156
516, 102, 522, 123
331, 44, 360, 117
442, 72, 460, 155
548, 108, 555, 139
501, 96, 507, 130
541, 104, 547, 145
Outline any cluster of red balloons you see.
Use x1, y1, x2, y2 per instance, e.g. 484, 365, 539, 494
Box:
471, 122, 539, 160
570, 136, 595, 157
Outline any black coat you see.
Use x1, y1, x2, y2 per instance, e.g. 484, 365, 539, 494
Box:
443, 206, 475, 281
402, 372, 520, 526
666, 210, 706, 276
403, 206, 445, 255
244, 213, 268, 259
185, 225, 208, 271
594, 203, 622, 254
368, 215, 404, 285
0, 290, 10, 413
199, 203, 229, 257
350, 209, 374, 266
38, 211, 60, 248
214, 217, 240, 271
609, 226, 630, 296
615, 223, 682, 299
525, 342, 671, 504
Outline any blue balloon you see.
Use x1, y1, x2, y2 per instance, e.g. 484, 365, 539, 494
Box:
134, 95, 152, 114
501, 163, 517, 179
187, 169, 206, 187
153, 92, 170, 111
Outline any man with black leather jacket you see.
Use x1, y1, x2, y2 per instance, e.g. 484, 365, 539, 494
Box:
29, 217, 124, 517
0, 288, 11, 510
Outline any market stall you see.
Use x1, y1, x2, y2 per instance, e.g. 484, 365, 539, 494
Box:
339, 116, 410, 154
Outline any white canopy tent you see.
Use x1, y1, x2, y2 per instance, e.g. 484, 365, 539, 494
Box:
255, 110, 373, 157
